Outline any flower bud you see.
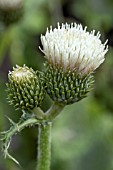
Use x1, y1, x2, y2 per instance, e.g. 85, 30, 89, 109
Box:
40, 23, 108, 104
7, 65, 45, 111
0, 0, 24, 26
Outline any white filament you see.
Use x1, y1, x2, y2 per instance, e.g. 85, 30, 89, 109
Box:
40, 23, 108, 76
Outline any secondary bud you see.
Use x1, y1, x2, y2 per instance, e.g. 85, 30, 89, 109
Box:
7, 65, 45, 111
0, 0, 24, 26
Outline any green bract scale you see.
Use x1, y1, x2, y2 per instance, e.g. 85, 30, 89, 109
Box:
7, 65, 45, 111
45, 64, 94, 104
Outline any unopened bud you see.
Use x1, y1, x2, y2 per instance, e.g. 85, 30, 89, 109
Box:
7, 65, 45, 111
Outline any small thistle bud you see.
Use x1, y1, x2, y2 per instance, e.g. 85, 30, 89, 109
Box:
0, 0, 24, 26
40, 23, 108, 104
7, 65, 45, 111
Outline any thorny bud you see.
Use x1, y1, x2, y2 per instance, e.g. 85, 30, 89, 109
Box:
7, 65, 45, 111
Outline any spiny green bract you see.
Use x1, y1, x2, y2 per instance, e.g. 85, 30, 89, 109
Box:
7, 65, 45, 111
45, 64, 94, 104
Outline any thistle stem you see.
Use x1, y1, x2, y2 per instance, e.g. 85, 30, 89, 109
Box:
36, 122, 52, 170
1, 117, 40, 143
32, 107, 44, 119
45, 102, 65, 121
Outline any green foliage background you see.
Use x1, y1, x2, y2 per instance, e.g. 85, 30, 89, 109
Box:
0, 0, 113, 170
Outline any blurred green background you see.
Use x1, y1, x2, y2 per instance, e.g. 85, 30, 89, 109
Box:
0, 0, 113, 170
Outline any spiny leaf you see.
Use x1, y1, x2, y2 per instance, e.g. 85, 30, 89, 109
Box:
1, 115, 40, 165
5, 116, 16, 126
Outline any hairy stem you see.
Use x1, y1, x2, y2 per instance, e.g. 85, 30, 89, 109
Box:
36, 122, 52, 170
32, 107, 44, 119
45, 102, 65, 121
4, 117, 40, 140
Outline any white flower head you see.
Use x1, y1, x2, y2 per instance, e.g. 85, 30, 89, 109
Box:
40, 23, 108, 76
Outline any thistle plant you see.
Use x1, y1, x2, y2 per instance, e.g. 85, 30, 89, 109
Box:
1, 23, 108, 170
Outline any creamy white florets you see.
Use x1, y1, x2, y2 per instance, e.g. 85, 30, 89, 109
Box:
40, 23, 108, 76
